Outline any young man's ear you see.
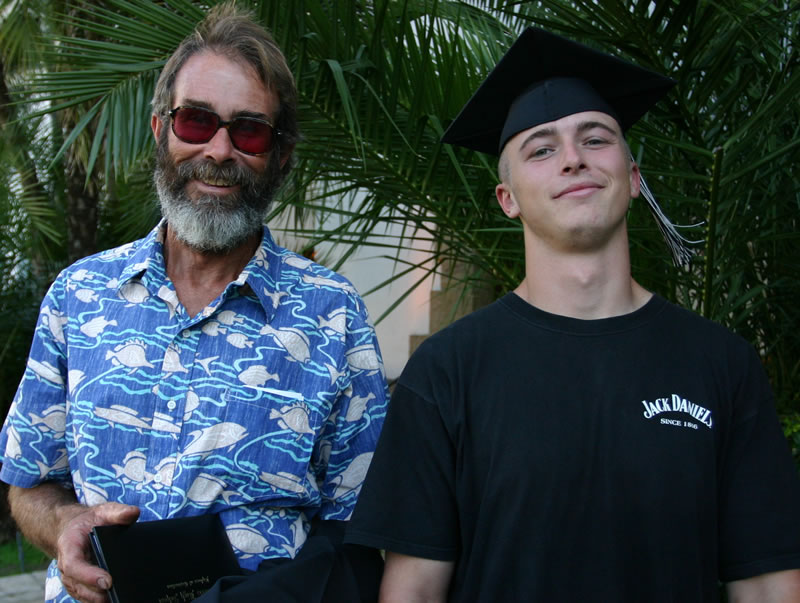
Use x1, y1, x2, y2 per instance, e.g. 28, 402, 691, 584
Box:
629, 161, 641, 199
496, 183, 520, 219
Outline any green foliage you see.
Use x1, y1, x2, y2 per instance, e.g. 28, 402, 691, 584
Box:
0, 534, 50, 577
0, 0, 798, 458
783, 413, 800, 473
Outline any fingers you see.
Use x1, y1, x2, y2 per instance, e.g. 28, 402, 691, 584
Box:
92, 502, 140, 526
59, 561, 110, 603
58, 527, 110, 603
56, 503, 140, 602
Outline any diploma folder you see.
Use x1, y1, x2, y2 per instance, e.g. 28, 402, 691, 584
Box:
89, 514, 241, 603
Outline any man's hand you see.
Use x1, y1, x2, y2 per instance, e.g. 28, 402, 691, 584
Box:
8, 484, 139, 603
56, 502, 140, 603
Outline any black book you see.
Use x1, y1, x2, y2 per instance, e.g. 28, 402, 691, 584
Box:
89, 514, 242, 603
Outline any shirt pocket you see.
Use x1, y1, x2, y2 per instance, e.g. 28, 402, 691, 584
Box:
218, 385, 320, 506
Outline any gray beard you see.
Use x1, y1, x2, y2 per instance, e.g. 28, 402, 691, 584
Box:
156, 178, 265, 254
153, 133, 282, 254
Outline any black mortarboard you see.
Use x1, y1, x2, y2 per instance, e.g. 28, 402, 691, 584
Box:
441, 27, 676, 155
442, 27, 699, 266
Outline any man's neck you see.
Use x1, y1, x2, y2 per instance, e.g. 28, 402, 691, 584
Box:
515, 238, 651, 320
163, 226, 262, 317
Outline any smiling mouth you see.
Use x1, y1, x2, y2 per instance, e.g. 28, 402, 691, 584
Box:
201, 178, 237, 187
555, 183, 601, 198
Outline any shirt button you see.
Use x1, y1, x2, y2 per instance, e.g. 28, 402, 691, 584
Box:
154, 474, 162, 483
182, 330, 191, 338
167, 400, 177, 411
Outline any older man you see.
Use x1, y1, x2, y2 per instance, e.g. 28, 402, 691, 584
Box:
0, 5, 387, 602
346, 28, 800, 602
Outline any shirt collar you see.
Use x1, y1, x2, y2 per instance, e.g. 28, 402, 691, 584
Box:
115, 220, 285, 322
244, 226, 283, 324
116, 220, 166, 288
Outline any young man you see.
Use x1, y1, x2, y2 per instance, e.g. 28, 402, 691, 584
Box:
345, 28, 800, 601
0, 5, 387, 602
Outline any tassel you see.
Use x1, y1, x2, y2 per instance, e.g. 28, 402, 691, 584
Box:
638, 171, 703, 267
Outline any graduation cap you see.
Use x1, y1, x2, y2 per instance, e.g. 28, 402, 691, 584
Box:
442, 27, 699, 265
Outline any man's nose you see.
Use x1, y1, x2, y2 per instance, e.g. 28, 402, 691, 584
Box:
203, 126, 237, 163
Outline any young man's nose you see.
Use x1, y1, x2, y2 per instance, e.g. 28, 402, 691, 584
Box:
560, 141, 586, 173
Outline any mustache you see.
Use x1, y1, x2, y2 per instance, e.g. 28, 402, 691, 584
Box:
175, 159, 257, 187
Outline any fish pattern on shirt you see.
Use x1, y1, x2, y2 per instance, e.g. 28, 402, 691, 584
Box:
0, 222, 389, 603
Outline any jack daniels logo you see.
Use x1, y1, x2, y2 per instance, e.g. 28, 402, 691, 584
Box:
641, 394, 713, 430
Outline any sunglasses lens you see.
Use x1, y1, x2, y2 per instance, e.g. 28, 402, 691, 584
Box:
171, 107, 275, 155
172, 107, 219, 143
229, 119, 273, 154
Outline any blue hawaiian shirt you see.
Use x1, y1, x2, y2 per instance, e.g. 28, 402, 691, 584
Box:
0, 221, 389, 602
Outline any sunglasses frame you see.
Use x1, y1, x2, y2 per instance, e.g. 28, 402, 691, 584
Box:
168, 105, 280, 156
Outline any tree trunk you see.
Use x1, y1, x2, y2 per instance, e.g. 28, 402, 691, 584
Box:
65, 155, 99, 262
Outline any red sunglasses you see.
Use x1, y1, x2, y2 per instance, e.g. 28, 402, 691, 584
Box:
168, 106, 279, 156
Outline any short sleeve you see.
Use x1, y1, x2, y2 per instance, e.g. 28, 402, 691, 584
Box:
718, 348, 800, 581
0, 274, 71, 487
345, 382, 459, 561
316, 293, 389, 521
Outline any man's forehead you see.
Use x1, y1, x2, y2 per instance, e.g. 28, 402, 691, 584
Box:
175, 50, 259, 81
172, 51, 276, 116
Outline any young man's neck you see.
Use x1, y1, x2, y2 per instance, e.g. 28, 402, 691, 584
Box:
515, 238, 651, 320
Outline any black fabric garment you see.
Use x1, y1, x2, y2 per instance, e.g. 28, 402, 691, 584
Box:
194, 519, 382, 603
346, 293, 800, 602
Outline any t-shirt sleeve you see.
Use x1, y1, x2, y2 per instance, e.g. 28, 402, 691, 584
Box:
345, 381, 459, 561
718, 347, 800, 581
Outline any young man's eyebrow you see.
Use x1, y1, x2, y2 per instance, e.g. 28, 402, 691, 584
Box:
516, 119, 620, 155
517, 126, 557, 153
576, 120, 619, 136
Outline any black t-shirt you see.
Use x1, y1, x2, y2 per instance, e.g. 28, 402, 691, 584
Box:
346, 293, 800, 602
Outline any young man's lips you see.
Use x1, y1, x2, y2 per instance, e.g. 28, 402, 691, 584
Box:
555, 183, 602, 198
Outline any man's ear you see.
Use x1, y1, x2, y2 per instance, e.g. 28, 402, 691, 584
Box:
151, 113, 163, 142
496, 182, 520, 219
629, 161, 641, 199
279, 144, 295, 169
